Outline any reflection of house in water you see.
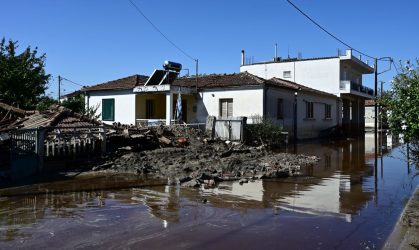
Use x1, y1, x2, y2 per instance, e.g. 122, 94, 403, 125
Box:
0, 190, 106, 242
198, 138, 375, 222
130, 185, 180, 226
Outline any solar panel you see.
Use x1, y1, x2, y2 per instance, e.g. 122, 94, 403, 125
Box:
145, 69, 179, 86
160, 71, 179, 85
145, 70, 166, 86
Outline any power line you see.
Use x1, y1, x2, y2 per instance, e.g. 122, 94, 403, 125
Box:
61, 77, 84, 87
391, 60, 400, 74
127, 0, 196, 62
286, 0, 377, 60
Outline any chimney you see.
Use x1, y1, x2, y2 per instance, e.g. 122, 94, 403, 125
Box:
241, 50, 245, 66
346, 49, 352, 57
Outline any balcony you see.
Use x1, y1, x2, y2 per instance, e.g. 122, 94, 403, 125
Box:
340, 80, 374, 97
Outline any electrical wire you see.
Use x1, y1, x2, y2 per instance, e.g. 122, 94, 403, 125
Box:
391, 60, 400, 74
286, 0, 377, 60
127, 0, 196, 62
61, 77, 84, 87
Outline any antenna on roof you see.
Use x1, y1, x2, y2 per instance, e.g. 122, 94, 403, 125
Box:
298, 52, 302, 60
274, 43, 278, 62
287, 46, 290, 59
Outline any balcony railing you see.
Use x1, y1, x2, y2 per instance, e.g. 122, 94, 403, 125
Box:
340, 80, 374, 96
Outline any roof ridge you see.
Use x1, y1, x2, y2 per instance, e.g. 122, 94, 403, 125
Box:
241, 71, 266, 84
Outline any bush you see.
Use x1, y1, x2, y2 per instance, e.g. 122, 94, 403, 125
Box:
245, 116, 286, 147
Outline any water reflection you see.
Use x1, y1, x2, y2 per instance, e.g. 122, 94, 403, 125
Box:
199, 136, 378, 221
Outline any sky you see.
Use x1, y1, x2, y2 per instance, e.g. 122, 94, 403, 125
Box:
1, 0, 418, 98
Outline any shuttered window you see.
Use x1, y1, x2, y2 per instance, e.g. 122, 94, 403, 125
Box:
325, 104, 332, 119
219, 99, 233, 118
305, 101, 314, 119
102, 99, 115, 121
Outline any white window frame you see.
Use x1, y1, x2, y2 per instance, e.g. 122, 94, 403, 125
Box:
283, 71, 291, 78
219, 98, 233, 118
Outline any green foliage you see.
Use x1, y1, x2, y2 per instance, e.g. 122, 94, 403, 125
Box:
0, 38, 50, 109
61, 94, 100, 120
36, 96, 56, 111
61, 94, 85, 114
245, 115, 286, 146
379, 60, 419, 142
85, 103, 101, 120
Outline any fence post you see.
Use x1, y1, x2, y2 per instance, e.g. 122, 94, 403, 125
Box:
205, 116, 216, 140
240, 116, 247, 142
36, 127, 45, 171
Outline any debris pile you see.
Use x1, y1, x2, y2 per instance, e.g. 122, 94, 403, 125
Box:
97, 139, 319, 188
0, 102, 101, 131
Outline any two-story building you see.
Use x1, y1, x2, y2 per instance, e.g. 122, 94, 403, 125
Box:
240, 49, 375, 135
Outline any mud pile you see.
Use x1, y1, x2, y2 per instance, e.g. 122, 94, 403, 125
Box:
98, 141, 319, 188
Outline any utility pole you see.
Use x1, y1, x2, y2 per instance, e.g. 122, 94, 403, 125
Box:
195, 59, 199, 93
374, 58, 378, 180
58, 75, 62, 104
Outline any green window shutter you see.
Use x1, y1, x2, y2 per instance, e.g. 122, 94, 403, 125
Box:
102, 99, 115, 121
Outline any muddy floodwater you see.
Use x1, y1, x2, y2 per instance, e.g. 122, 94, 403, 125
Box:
0, 134, 418, 249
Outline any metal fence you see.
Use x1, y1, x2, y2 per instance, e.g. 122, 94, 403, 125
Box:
214, 118, 246, 141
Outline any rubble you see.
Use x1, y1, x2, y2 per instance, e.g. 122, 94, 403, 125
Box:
96, 132, 319, 188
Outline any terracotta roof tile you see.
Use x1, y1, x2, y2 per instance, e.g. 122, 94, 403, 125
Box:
173, 72, 267, 88
83, 74, 148, 91
173, 72, 335, 98
270, 78, 337, 97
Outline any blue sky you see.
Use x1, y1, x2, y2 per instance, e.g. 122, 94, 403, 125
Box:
1, 0, 418, 97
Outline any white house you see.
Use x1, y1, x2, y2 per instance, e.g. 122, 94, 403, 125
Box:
84, 72, 338, 139
240, 49, 375, 135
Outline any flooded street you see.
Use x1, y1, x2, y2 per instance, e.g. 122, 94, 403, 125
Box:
0, 134, 417, 249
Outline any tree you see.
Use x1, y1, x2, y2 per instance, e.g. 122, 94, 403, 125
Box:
61, 94, 85, 114
379, 60, 419, 142
0, 38, 50, 109
36, 96, 56, 111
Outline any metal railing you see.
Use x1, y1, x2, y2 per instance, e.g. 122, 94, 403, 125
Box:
340, 80, 374, 96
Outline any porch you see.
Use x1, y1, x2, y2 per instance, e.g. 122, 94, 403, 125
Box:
133, 85, 197, 127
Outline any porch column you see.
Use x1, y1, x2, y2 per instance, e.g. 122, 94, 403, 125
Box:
351, 99, 360, 135
359, 100, 365, 134
166, 92, 173, 125
342, 99, 350, 135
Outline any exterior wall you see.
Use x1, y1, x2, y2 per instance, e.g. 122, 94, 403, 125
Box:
86, 90, 136, 125
135, 94, 166, 119
265, 87, 295, 133
196, 87, 264, 124
241, 58, 341, 96
266, 87, 338, 139
365, 106, 375, 129
296, 91, 338, 139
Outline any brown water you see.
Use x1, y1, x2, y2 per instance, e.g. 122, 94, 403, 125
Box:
0, 134, 417, 249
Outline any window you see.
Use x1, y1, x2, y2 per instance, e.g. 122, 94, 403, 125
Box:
305, 101, 314, 119
277, 99, 283, 119
283, 71, 291, 78
325, 104, 332, 119
146, 99, 154, 119
219, 99, 233, 118
102, 99, 115, 121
